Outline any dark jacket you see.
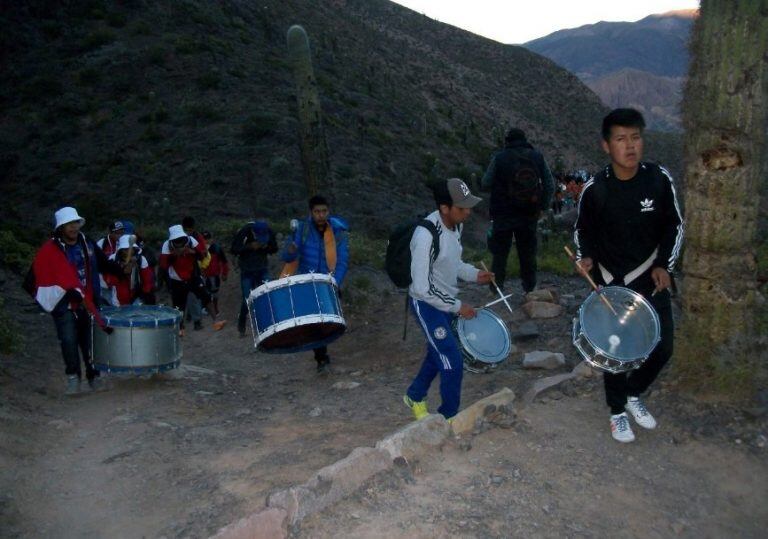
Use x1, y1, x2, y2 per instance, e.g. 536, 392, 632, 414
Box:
231, 221, 278, 273
481, 139, 555, 226
574, 162, 684, 286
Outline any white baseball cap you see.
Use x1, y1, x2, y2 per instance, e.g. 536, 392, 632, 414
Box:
117, 234, 136, 250
168, 224, 186, 241
54, 207, 85, 229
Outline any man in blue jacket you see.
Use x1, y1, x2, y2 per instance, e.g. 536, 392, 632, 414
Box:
281, 195, 349, 373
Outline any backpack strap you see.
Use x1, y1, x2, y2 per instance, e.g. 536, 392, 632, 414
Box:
402, 219, 441, 341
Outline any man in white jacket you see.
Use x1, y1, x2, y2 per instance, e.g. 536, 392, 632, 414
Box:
404, 178, 494, 421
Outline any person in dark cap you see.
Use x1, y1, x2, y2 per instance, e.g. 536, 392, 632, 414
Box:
402, 178, 494, 421
481, 128, 554, 294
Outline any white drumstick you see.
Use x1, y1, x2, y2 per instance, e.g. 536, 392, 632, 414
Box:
482, 293, 515, 309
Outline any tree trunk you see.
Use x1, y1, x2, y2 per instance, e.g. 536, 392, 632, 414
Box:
677, 0, 768, 395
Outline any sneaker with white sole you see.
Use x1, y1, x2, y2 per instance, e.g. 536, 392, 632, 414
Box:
625, 396, 657, 429
610, 412, 635, 443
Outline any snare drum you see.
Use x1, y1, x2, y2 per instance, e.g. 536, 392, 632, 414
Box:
453, 308, 511, 373
92, 305, 182, 374
247, 273, 346, 354
572, 286, 660, 374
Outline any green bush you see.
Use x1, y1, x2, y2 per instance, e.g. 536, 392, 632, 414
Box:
21, 76, 63, 101
0, 297, 23, 355
129, 20, 152, 36
80, 28, 116, 51
241, 113, 279, 144
146, 45, 166, 66
173, 36, 211, 54
76, 67, 101, 86
183, 102, 223, 124
196, 72, 221, 90
0, 230, 35, 274
349, 233, 386, 269
106, 11, 127, 28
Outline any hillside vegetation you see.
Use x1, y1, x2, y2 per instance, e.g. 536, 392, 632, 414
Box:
1, 0, 614, 243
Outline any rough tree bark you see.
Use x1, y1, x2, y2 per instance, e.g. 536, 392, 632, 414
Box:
677, 0, 768, 395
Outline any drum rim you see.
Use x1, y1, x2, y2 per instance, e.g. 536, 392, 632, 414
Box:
253, 313, 346, 342
249, 272, 338, 298
454, 308, 511, 363
98, 305, 182, 327
577, 285, 661, 362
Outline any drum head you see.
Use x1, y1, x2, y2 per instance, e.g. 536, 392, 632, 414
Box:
454, 309, 510, 364
579, 286, 660, 362
99, 305, 182, 327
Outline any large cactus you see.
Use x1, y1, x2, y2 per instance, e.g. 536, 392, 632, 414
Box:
286, 24, 329, 196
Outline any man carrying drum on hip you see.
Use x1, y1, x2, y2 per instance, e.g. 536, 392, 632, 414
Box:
574, 108, 684, 443
403, 179, 494, 421
280, 195, 350, 374
26, 207, 122, 395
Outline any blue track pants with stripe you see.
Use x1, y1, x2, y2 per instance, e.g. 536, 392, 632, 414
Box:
406, 297, 463, 419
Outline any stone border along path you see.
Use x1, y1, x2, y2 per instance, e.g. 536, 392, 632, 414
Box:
210, 388, 516, 539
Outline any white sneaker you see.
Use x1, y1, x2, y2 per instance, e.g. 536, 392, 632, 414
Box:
625, 397, 657, 429
610, 412, 635, 443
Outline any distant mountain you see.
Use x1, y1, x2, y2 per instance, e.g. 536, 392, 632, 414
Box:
0, 0, 615, 240
524, 10, 696, 131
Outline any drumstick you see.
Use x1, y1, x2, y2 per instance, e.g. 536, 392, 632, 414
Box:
480, 261, 514, 315
482, 293, 515, 309
563, 246, 618, 316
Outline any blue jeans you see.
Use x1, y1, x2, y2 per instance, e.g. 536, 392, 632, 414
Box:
53, 307, 98, 380
238, 269, 269, 333
406, 298, 463, 419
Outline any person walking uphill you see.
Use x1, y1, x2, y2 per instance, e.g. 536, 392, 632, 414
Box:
481, 128, 554, 294
574, 108, 684, 443
403, 179, 494, 421
281, 195, 349, 373
160, 225, 226, 336
231, 218, 277, 337
26, 207, 122, 395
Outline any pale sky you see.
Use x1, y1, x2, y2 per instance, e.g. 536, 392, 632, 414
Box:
390, 0, 700, 44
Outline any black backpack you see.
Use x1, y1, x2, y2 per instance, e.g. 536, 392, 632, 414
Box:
506, 151, 543, 209
385, 219, 440, 288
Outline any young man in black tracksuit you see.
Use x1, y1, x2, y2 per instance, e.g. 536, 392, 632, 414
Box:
574, 108, 684, 443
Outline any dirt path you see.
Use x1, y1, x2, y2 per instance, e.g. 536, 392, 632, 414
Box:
298, 396, 768, 538
1, 269, 766, 538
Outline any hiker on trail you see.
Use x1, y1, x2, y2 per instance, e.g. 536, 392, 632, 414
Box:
181, 216, 207, 330
104, 234, 156, 306
201, 230, 229, 317
96, 220, 128, 303
574, 108, 684, 443
230, 218, 278, 337
402, 179, 494, 421
26, 207, 122, 395
280, 195, 349, 374
160, 224, 226, 336
481, 128, 554, 294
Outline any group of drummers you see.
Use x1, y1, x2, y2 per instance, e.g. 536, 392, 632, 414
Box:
27, 108, 683, 444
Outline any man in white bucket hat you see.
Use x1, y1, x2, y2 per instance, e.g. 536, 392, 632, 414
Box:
160, 224, 226, 336
26, 207, 122, 395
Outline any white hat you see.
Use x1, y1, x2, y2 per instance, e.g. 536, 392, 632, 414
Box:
117, 234, 136, 250
54, 207, 85, 229
168, 224, 186, 241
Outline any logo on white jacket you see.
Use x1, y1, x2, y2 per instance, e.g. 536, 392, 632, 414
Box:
433, 326, 447, 340
640, 198, 655, 212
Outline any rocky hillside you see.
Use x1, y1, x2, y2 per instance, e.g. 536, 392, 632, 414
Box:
524, 10, 696, 131
0, 0, 614, 244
